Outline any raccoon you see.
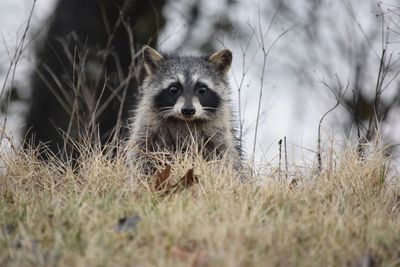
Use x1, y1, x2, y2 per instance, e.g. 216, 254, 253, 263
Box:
127, 46, 241, 174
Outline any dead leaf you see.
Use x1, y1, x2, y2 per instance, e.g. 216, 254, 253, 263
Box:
181, 168, 198, 188
174, 168, 199, 192
153, 166, 199, 194
153, 165, 172, 191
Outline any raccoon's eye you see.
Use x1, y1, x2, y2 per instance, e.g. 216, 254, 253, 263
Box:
197, 87, 208, 95
168, 86, 179, 95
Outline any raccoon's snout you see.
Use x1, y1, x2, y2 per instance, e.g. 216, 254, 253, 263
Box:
181, 106, 196, 116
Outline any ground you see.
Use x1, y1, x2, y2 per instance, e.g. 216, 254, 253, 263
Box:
1, 144, 400, 267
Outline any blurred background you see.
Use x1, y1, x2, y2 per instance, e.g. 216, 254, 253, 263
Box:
0, 0, 399, 166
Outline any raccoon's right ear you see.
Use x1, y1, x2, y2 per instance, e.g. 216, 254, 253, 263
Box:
142, 45, 164, 75
209, 49, 232, 76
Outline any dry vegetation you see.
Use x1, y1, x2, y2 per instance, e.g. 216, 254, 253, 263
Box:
1, 1, 400, 266
1, 140, 400, 267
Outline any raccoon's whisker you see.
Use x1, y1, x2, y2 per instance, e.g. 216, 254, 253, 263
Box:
202, 111, 217, 120
154, 107, 174, 116
156, 107, 174, 112
158, 112, 171, 119
155, 109, 174, 121
155, 111, 171, 117
203, 107, 218, 112
157, 115, 172, 122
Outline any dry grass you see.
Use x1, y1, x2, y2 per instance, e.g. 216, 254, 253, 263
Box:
1, 142, 400, 267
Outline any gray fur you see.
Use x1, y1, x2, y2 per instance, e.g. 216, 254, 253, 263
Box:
127, 46, 241, 174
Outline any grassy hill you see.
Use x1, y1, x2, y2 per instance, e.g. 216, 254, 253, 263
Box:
1, 143, 399, 267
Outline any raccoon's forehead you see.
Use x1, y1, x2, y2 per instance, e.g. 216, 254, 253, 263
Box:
152, 57, 222, 87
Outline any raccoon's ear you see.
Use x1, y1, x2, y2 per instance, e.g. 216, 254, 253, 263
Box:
142, 45, 164, 75
209, 49, 232, 76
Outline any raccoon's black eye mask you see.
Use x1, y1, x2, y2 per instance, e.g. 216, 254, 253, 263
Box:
153, 80, 220, 112
154, 84, 181, 109
167, 83, 181, 95
163, 81, 210, 97
195, 82, 208, 95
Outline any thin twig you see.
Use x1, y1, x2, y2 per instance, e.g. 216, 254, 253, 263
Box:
0, 0, 37, 145
251, 2, 292, 170
284, 136, 288, 180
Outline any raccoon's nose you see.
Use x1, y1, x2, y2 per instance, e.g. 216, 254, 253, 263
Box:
181, 106, 196, 116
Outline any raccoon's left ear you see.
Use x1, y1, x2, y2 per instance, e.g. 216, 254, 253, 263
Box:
209, 49, 232, 76
142, 45, 164, 75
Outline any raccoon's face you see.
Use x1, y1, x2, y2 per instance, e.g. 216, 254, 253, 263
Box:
153, 79, 221, 121
141, 46, 232, 122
